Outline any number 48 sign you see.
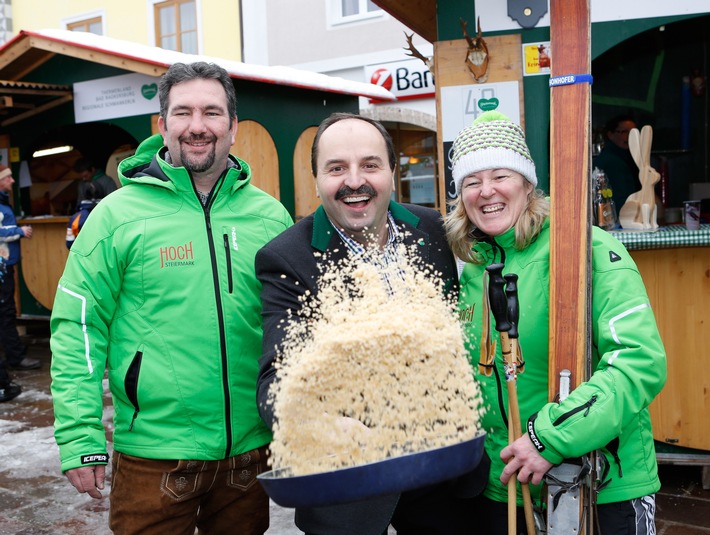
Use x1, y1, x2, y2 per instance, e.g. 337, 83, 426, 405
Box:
440, 81, 521, 201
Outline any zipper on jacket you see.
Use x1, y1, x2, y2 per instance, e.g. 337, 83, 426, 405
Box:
124, 351, 143, 431
493, 364, 509, 430
552, 395, 598, 426
223, 234, 234, 293
200, 173, 233, 458
604, 437, 624, 479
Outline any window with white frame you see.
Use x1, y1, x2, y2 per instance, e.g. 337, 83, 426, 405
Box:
154, 0, 198, 53
330, 0, 384, 25
67, 16, 103, 35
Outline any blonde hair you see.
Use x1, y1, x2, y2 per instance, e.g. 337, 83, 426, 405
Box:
444, 189, 550, 264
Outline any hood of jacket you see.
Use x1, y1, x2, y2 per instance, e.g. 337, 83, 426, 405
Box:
118, 133, 251, 194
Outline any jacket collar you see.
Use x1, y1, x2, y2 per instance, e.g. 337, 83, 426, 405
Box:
473, 218, 550, 263
118, 133, 251, 194
311, 200, 421, 252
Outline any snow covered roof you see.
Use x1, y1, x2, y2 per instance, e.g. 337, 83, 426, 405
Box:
0, 29, 395, 101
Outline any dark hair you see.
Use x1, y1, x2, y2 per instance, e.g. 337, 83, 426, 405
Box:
159, 62, 237, 127
73, 157, 95, 174
310, 112, 396, 176
604, 114, 636, 134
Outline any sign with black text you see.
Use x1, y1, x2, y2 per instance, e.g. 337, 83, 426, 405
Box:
74, 73, 161, 123
365, 59, 434, 103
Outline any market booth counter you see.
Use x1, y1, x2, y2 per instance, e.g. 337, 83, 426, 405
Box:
610, 224, 710, 474
17, 215, 70, 312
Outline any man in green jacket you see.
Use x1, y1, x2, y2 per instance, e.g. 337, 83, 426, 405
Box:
50, 62, 292, 534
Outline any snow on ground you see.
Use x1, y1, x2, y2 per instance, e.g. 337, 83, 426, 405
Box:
0, 383, 300, 534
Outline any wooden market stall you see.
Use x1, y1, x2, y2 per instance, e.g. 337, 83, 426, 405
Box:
611, 226, 710, 452
0, 29, 394, 317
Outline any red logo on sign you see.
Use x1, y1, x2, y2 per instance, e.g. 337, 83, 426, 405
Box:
370, 68, 393, 91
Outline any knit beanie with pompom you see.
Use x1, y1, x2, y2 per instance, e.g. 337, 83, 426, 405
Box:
451, 110, 537, 195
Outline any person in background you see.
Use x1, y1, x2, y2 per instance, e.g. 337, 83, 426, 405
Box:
0, 165, 39, 387
65, 183, 99, 249
592, 114, 640, 210
256, 112, 487, 535
445, 111, 666, 534
73, 157, 117, 203
50, 62, 292, 534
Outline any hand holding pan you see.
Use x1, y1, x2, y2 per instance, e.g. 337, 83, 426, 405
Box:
258, 434, 486, 508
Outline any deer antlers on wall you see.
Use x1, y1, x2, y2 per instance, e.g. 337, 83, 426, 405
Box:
403, 32, 434, 73
461, 17, 489, 83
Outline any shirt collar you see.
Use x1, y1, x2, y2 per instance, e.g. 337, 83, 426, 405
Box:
330, 211, 400, 254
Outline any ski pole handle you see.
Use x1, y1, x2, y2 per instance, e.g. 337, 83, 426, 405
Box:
504, 273, 519, 339
504, 273, 525, 374
486, 263, 510, 333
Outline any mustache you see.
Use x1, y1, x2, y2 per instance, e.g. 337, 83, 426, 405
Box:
335, 185, 378, 201
179, 134, 216, 143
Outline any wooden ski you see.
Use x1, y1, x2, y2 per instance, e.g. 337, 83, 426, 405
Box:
547, 0, 593, 533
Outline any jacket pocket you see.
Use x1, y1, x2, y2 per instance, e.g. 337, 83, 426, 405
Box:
223, 232, 234, 294
124, 351, 143, 431
552, 395, 598, 426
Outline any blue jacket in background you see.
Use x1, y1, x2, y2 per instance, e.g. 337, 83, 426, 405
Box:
0, 191, 26, 265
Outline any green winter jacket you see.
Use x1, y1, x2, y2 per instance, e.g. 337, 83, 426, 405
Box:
458, 220, 666, 505
50, 134, 293, 472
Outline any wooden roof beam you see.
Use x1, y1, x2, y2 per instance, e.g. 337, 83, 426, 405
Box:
1, 93, 73, 127
27, 35, 168, 77
370, 0, 437, 42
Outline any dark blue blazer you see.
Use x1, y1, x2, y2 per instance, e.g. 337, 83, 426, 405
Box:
255, 202, 484, 535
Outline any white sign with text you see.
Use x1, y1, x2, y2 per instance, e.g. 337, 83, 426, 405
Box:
74, 73, 161, 123
440, 81, 521, 200
440, 81, 521, 141
365, 58, 434, 102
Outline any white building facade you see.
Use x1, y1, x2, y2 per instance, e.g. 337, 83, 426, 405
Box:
242, 0, 441, 209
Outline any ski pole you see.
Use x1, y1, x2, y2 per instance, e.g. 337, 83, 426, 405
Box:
486, 263, 518, 535
505, 273, 537, 535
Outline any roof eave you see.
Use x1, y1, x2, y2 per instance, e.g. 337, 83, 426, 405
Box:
0, 30, 396, 102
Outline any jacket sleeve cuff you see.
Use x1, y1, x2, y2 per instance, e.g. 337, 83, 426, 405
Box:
527, 412, 565, 465
60, 452, 110, 473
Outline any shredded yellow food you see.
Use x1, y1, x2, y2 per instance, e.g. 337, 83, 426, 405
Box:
269, 244, 482, 476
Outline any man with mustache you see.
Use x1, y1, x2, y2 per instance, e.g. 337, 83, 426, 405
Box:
255, 113, 486, 534
50, 62, 292, 534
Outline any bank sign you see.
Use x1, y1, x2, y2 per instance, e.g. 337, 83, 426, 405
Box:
73, 73, 161, 124
365, 59, 434, 103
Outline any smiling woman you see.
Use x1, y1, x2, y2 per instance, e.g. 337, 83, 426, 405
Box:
443, 110, 666, 535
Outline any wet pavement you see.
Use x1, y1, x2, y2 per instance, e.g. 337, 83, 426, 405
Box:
0, 325, 300, 535
1, 324, 709, 534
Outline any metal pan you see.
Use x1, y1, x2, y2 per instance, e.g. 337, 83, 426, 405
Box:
257, 433, 485, 508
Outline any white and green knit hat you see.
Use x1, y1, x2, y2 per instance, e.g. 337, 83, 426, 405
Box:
451, 111, 537, 195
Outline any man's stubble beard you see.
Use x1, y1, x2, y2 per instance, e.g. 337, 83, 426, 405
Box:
180, 145, 217, 174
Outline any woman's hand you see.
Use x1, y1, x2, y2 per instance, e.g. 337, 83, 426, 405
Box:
500, 434, 554, 486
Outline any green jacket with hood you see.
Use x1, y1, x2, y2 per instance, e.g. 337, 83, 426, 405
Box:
458, 220, 666, 506
50, 134, 293, 472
